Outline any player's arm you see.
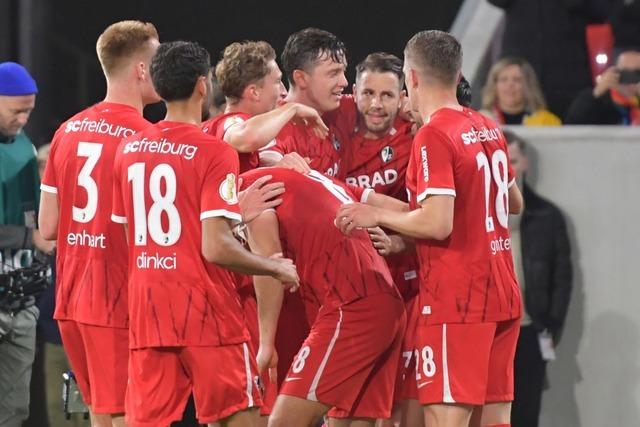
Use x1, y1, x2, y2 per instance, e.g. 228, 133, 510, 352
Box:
201, 216, 298, 284
337, 194, 454, 240
246, 211, 288, 379
364, 191, 410, 212
224, 103, 328, 153
38, 191, 59, 240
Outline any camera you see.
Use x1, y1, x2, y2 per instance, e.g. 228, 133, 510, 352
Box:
618, 69, 640, 84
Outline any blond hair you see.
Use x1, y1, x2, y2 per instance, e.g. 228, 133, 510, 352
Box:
215, 41, 276, 100
96, 20, 158, 77
481, 57, 547, 112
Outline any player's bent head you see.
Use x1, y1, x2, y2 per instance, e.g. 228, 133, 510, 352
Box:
215, 41, 276, 100
96, 20, 159, 78
282, 27, 346, 87
150, 41, 211, 102
404, 30, 462, 87
355, 52, 404, 90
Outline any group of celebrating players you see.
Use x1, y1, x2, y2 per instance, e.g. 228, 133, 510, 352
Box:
37, 19, 524, 427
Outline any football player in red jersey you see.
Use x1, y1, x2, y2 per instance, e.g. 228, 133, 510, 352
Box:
111, 41, 298, 427
337, 52, 422, 427
38, 21, 160, 427
202, 40, 326, 421
202, 40, 326, 174
240, 167, 405, 427
259, 28, 348, 177
336, 31, 524, 427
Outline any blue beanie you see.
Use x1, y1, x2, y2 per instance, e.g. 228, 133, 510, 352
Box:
0, 62, 38, 96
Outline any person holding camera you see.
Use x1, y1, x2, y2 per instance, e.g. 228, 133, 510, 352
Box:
566, 48, 640, 125
0, 61, 54, 427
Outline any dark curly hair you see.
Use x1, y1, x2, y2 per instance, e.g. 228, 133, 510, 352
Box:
150, 41, 211, 102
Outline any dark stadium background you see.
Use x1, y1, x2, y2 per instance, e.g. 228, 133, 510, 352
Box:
1, 0, 463, 147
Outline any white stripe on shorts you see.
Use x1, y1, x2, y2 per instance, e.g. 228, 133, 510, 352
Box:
243, 342, 254, 407
442, 323, 455, 403
307, 308, 344, 401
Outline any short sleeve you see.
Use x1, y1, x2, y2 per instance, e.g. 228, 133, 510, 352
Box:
259, 124, 294, 159
345, 183, 373, 203
200, 145, 243, 223
40, 135, 59, 194
413, 126, 456, 203
110, 150, 127, 224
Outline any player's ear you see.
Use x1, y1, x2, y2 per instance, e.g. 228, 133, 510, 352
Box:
398, 89, 406, 108
292, 69, 308, 89
245, 83, 260, 102
135, 61, 147, 82
196, 75, 207, 98
409, 68, 419, 89
352, 83, 356, 95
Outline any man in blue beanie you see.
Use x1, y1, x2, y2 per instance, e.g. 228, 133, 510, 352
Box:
0, 61, 55, 427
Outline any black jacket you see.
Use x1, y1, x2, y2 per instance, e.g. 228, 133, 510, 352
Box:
565, 87, 628, 124
520, 183, 573, 343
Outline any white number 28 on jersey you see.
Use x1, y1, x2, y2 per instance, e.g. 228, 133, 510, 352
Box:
476, 149, 510, 232
127, 162, 182, 246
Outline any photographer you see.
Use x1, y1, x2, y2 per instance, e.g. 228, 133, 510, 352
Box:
0, 61, 53, 427
565, 48, 640, 125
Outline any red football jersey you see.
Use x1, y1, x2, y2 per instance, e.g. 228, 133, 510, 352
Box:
111, 121, 249, 348
259, 121, 343, 178
405, 107, 521, 324
41, 102, 150, 328
202, 112, 259, 173
341, 117, 419, 300
240, 168, 399, 323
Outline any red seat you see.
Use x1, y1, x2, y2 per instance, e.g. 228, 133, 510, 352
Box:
585, 23, 615, 85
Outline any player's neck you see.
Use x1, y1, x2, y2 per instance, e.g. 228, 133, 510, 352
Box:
226, 99, 255, 116
164, 99, 202, 127
103, 81, 144, 114
418, 87, 462, 124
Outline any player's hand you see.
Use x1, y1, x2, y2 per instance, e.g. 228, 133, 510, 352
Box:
368, 228, 407, 256
291, 103, 329, 139
257, 343, 279, 384
269, 253, 300, 291
593, 66, 619, 98
238, 175, 284, 223
275, 152, 312, 174
33, 229, 56, 255
336, 203, 379, 235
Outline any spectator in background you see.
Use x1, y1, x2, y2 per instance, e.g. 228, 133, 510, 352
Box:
0, 61, 54, 426
488, 0, 599, 118
481, 57, 561, 125
565, 48, 640, 124
504, 130, 573, 427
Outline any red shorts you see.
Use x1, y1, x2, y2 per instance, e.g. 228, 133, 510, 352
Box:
415, 319, 520, 405
395, 295, 420, 402
281, 292, 406, 419
58, 320, 128, 414
126, 343, 262, 427
241, 291, 277, 415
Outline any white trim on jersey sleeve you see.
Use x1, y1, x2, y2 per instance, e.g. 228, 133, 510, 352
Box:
508, 177, 516, 188
40, 184, 58, 194
200, 209, 243, 223
258, 150, 284, 160
416, 187, 456, 203
111, 214, 127, 224
361, 188, 373, 203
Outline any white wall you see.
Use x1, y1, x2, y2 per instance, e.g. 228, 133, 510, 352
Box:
507, 126, 640, 427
